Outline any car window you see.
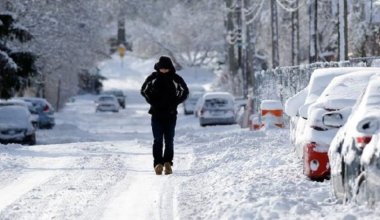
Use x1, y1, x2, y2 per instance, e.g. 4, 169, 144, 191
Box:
0, 108, 28, 123
99, 96, 114, 102
204, 98, 230, 109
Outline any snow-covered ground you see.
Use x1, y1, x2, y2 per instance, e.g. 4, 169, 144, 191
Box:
1, 54, 380, 219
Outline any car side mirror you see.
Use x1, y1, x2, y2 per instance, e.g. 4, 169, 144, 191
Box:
322, 112, 344, 128
356, 117, 380, 135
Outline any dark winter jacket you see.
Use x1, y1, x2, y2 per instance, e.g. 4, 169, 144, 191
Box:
141, 65, 189, 118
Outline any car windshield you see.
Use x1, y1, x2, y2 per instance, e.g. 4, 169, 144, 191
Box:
99, 96, 114, 102
204, 98, 230, 109
0, 107, 28, 124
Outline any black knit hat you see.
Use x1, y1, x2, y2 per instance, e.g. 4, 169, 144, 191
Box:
155, 56, 175, 71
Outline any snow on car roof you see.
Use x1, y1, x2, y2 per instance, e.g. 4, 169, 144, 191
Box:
284, 87, 307, 116
357, 75, 380, 111
0, 105, 30, 122
315, 71, 380, 109
305, 67, 380, 105
203, 92, 234, 100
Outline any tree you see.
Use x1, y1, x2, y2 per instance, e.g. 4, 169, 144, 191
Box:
0, 12, 37, 99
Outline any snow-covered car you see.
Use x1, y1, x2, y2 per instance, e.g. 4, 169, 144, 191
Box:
0, 99, 39, 128
96, 95, 120, 112
183, 91, 204, 115
302, 71, 379, 180
198, 92, 236, 127
0, 105, 36, 145
359, 114, 380, 205
102, 89, 126, 109
21, 97, 55, 129
327, 75, 380, 201
285, 67, 380, 158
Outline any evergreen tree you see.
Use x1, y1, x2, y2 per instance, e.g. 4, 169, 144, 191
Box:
0, 12, 37, 99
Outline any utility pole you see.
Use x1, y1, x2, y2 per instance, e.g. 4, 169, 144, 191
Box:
270, 0, 280, 68
241, 0, 248, 98
338, 0, 348, 61
225, 0, 239, 91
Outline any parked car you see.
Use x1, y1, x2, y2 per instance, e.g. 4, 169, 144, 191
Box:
0, 105, 36, 145
197, 92, 236, 127
21, 97, 55, 129
302, 71, 379, 180
183, 91, 204, 115
285, 67, 380, 159
102, 89, 126, 109
327, 75, 380, 201
359, 114, 380, 205
96, 95, 120, 112
0, 99, 39, 127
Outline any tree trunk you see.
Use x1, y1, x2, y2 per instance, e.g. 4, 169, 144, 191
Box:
270, 0, 279, 68
309, 0, 318, 63
291, 0, 300, 66
338, 0, 348, 61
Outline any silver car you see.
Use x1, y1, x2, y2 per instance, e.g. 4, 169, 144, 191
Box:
96, 95, 120, 112
198, 92, 236, 127
0, 105, 36, 145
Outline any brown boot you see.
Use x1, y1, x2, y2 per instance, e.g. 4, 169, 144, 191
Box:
154, 164, 163, 175
164, 162, 172, 175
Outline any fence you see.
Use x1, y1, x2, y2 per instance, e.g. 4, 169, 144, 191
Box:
251, 56, 380, 109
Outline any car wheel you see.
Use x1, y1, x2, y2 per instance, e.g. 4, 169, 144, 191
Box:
25, 134, 36, 145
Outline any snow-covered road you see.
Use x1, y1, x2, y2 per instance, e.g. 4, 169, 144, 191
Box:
1, 55, 379, 219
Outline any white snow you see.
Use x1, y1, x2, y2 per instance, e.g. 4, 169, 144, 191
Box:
261, 100, 283, 110
1, 55, 380, 219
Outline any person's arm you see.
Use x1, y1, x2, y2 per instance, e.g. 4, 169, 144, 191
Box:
141, 74, 156, 104
174, 75, 189, 104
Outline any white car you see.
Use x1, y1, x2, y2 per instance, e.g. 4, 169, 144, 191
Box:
285, 67, 380, 158
0, 105, 36, 145
359, 113, 380, 205
183, 91, 204, 115
96, 95, 120, 112
327, 75, 380, 201
302, 71, 379, 180
0, 99, 39, 127
197, 92, 236, 127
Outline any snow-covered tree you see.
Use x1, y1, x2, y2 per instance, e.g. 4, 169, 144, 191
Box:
0, 12, 37, 99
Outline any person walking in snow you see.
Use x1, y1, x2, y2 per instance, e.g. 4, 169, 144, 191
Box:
141, 56, 189, 175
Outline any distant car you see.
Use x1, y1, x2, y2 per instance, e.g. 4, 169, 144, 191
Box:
96, 95, 120, 112
0, 105, 36, 145
102, 89, 126, 109
21, 97, 55, 129
197, 92, 236, 127
0, 99, 39, 128
302, 71, 379, 180
183, 91, 204, 115
328, 75, 380, 201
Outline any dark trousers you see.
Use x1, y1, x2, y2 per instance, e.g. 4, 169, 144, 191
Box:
151, 115, 177, 167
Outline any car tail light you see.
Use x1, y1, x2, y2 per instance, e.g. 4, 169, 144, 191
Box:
307, 142, 317, 149
356, 136, 372, 149
43, 104, 49, 112
310, 125, 328, 131
200, 108, 205, 116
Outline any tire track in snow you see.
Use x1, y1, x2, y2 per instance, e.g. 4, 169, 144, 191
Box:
0, 146, 126, 220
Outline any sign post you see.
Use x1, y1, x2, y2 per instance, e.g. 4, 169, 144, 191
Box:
118, 44, 126, 67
